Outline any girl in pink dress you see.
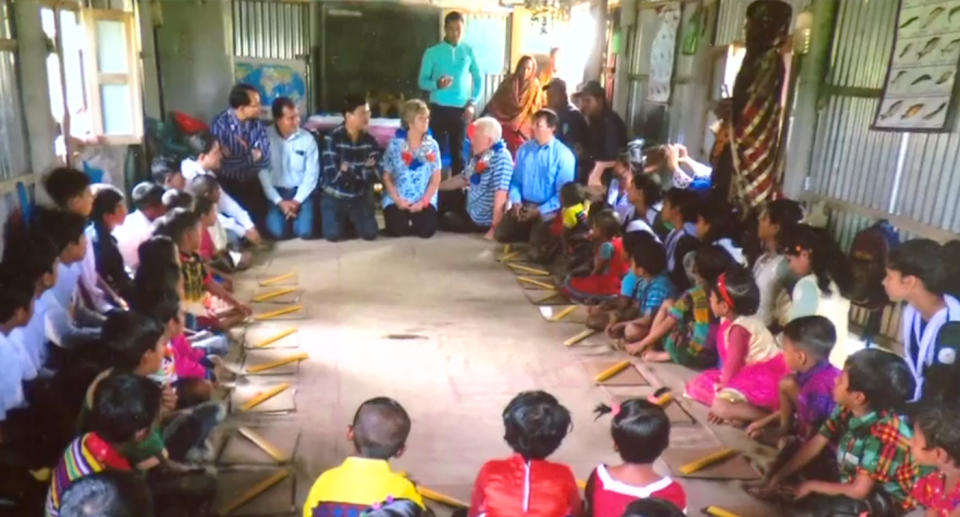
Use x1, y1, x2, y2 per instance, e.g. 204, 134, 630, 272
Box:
686, 266, 787, 427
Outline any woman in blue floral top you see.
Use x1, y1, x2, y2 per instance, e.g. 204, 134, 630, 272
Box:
382, 99, 442, 238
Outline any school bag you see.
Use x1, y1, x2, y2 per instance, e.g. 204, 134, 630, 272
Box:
847, 220, 900, 312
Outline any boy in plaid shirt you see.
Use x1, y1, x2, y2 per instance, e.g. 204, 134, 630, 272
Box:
759, 349, 920, 517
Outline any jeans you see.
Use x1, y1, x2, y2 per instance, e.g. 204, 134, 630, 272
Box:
265, 187, 315, 240
429, 104, 467, 174
384, 205, 438, 238
319, 193, 379, 241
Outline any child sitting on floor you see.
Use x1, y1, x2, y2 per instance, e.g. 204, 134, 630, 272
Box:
564, 210, 630, 303
782, 224, 855, 367
911, 406, 960, 517
686, 266, 787, 426
606, 235, 676, 345
90, 185, 133, 304
693, 201, 745, 266
585, 232, 647, 333
625, 245, 731, 368
302, 397, 423, 515
660, 188, 700, 292
760, 349, 919, 517
752, 199, 803, 329
468, 390, 580, 517
188, 174, 252, 272
193, 196, 234, 290
884, 239, 960, 405
746, 315, 840, 444
153, 208, 250, 330
585, 399, 686, 516
151, 156, 186, 192
46, 374, 160, 517
623, 170, 663, 241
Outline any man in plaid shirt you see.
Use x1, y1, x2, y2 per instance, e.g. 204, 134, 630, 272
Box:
761, 349, 921, 516
319, 94, 382, 242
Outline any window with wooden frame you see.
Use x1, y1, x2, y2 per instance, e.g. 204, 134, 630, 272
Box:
81, 8, 142, 144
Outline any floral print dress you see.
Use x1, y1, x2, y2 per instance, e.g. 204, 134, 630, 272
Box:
382, 130, 442, 209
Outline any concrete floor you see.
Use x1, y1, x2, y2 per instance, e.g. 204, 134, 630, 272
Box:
225, 234, 783, 516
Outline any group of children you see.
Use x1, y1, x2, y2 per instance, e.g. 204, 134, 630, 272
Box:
0, 159, 263, 516
539, 149, 960, 516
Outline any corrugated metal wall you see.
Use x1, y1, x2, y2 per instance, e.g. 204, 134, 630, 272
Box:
714, 0, 811, 46
0, 0, 29, 182
809, 0, 960, 234
231, 0, 309, 60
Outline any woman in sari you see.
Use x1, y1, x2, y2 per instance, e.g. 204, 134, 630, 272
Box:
483, 56, 544, 156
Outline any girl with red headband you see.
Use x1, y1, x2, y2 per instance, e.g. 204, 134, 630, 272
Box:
685, 266, 787, 427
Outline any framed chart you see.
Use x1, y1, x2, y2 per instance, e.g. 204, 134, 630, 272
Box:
874, 0, 960, 131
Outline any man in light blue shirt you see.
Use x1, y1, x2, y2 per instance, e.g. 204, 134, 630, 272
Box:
496, 109, 575, 247
418, 11, 482, 175
258, 97, 319, 240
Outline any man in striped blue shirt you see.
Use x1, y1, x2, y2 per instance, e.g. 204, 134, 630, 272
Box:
258, 97, 319, 240
438, 117, 513, 239
209, 84, 271, 231
319, 95, 381, 242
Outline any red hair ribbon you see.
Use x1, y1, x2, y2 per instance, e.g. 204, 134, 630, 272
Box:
610, 402, 621, 417
717, 273, 736, 308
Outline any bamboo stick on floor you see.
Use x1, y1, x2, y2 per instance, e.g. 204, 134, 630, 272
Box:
236, 427, 289, 463
564, 329, 596, 346
251, 287, 298, 302
245, 353, 308, 374
417, 486, 468, 508
252, 328, 298, 348
253, 305, 303, 321
594, 360, 631, 382
240, 383, 291, 412
507, 263, 551, 276
679, 448, 737, 475
702, 506, 745, 517
217, 468, 289, 515
550, 305, 578, 322
518, 276, 556, 290
258, 272, 296, 286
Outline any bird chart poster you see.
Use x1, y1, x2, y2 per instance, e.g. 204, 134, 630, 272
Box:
875, 0, 960, 131
646, 2, 681, 103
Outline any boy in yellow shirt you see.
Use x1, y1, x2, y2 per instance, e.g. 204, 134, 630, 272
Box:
302, 397, 423, 516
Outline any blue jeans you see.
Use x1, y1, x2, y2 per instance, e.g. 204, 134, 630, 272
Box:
319, 193, 378, 241
265, 187, 315, 240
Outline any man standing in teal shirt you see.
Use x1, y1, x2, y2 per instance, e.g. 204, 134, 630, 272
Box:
418, 11, 482, 175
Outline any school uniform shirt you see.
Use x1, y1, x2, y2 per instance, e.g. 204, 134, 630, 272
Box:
418, 40, 482, 108
624, 206, 662, 243
585, 464, 686, 516
77, 232, 112, 312
301, 456, 424, 517
509, 137, 576, 217
46, 432, 132, 517
901, 294, 960, 402
112, 209, 156, 270
468, 453, 581, 517
9, 295, 48, 378
0, 333, 25, 421
789, 275, 853, 368
664, 223, 698, 292
753, 252, 788, 327
819, 407, 919, 511
465, 140, 513, 226
258, 125, 319, 205
181, 158, 256, 233
43, 287, 100, 350
911, 471, 960, 517
208, 108, 271, 181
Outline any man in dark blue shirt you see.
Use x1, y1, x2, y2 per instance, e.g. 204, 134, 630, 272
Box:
544, 79, 587, 160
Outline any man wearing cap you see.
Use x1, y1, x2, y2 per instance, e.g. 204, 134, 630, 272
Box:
544, 78, 587, 158
578, 80, 627, 187
418, 11, 482, 175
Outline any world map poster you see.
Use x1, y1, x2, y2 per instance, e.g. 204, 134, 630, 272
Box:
234, 59, 308, 117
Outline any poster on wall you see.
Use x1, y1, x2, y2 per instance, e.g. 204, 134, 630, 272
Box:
646, 2, 681, 103
874, 0, 960, 131
234, 58, 308, 118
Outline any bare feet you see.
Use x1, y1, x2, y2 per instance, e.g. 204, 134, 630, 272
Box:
641, 350, 671, 362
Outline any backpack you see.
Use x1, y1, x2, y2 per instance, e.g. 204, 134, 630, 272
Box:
847, 220, 900, 311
